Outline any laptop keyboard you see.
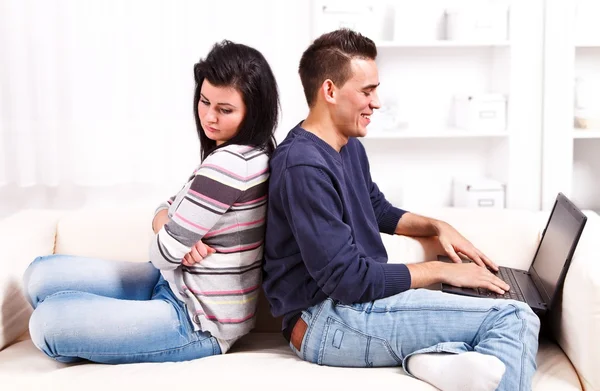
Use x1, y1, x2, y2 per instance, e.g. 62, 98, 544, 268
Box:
477, 267, 526, 302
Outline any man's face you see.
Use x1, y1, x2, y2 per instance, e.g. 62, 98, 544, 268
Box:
332, 58, 381, 138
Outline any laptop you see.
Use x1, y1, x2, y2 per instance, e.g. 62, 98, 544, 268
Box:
440, 192, 587, 316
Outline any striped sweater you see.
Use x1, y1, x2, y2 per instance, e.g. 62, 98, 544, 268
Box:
149, 144, 269, 352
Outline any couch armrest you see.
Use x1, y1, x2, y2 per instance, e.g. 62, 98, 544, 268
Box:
0, 209, 62, 351
552, 212, 600, 391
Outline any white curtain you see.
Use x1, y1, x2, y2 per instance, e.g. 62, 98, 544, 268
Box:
0, 0, 304, 215
1, 0, 209, 187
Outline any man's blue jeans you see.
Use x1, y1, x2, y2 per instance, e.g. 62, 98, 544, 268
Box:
290, 290, 540, 391
22, 255, 221, 364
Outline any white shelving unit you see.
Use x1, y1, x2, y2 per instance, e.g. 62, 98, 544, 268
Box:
367, 1, 542, 210
575, 42, 600, 49
573, 129, 600, 139
310, 0, 544, 210
542, 0, 600, 212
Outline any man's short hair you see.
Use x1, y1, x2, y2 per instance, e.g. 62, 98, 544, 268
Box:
299, 28, 377, 107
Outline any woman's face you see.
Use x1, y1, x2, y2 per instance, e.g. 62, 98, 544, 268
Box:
198, 79, 246, 145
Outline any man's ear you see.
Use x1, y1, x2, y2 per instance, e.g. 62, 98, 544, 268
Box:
322, 79, 336, 104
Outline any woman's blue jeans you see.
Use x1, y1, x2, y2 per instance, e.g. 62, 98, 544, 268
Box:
22, 255, 221, 364
291, 289, 540, 391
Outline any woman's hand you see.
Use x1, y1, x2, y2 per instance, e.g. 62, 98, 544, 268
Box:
182, 240, 216, 267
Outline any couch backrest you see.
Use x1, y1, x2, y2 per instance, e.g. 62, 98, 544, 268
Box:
52, 206, 553, 333
382, 207, 546, 270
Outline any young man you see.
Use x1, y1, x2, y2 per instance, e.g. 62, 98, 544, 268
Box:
262, 29, 540, 391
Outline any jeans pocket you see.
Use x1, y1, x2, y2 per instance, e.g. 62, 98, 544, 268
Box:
318, 317, 401, 368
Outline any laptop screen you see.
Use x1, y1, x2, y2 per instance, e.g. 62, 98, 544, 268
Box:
530, 194, 586, 305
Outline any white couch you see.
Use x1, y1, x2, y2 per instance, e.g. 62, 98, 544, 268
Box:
0, 207, 599, 390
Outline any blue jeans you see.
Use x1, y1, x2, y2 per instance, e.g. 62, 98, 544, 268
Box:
291, 289, 540, 391
22, 255, 221, 364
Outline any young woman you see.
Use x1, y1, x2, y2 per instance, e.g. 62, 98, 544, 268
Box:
22, 40, 279, 364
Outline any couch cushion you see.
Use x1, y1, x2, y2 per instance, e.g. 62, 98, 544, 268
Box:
54, 207, 155, 263
0, 334, 581, 391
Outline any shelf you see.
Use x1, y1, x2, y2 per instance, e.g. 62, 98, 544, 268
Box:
573, 129, 600, 139
376, 40, 511, 48
365, 129, 508, 139
575, 41, 600, 48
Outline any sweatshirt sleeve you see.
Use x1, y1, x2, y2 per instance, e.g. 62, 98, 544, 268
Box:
149, 151, 246, 271
281, 165, 411, 304
368, 180, 407, 235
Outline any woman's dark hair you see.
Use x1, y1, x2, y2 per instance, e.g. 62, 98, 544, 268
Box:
193, 40, 279, 161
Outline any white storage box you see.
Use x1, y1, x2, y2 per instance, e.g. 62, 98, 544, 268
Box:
575, 76, 600, 129
394, 5, 444, 41
453, 178, 505, 209
453, 94, 507, 131
445, 5, 509, 41
312, 0, 387, 41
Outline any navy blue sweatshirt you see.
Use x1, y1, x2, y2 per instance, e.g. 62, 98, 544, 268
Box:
262, 125, 412, 330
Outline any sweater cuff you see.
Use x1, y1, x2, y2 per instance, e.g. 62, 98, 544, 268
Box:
379, 206, 408, 235
152, 202, 171, 231
154, 200, 172, 216
382, 263, 411, 297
